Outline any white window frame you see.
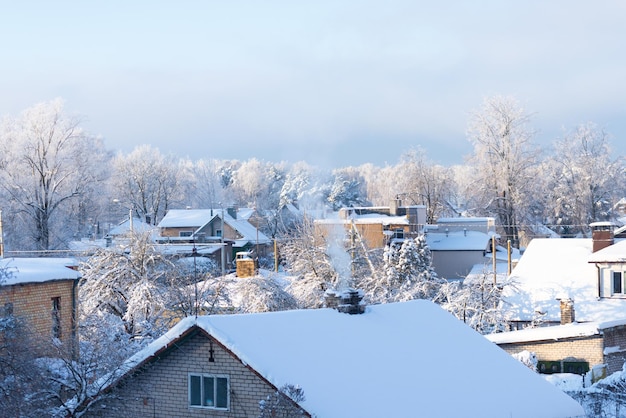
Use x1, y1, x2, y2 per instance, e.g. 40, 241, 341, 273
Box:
612, 270, 626, 295
188, 373, 230, 410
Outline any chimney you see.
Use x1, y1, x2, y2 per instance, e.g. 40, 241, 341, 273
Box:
227, 206, 237, 219
558, 298, 575, 325
325, 289, 365, 314
590, 222, 614, 253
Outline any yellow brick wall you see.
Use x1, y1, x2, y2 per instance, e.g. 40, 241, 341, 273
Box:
0, 279, 77, 352
498, 336, 605, 371
85, 331, 294, 417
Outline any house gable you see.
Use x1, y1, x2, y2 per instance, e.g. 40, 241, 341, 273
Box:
93, 302, 585, 417
86, 328, 289, 418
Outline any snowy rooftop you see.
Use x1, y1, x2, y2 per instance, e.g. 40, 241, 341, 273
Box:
502, 238, 626, 323
158, 209, 271, 245
425, 229, 494, 251
0, 257, 81, 285
487, 318, 626, 345
587, 238, 626, 263
315, 214, 409, 226
157, 209, 217, 228
118, 300, 584, 418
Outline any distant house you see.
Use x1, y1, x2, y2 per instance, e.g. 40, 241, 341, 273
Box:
314, 199, 427, 250
82, 300, 583, 418
0, 257, 81, 355
156, 208, 272, 265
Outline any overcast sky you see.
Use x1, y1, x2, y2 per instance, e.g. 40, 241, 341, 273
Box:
1, 1, 624, 168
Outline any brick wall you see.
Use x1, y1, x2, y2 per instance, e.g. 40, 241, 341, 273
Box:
602, 325, 626, 374
497, 335, 605, 371
0, 279, 77, 353
86, 331, 291, 418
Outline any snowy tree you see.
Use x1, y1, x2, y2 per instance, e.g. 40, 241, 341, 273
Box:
182, 158, 227, 209
440, 269, 512, 334
327, 168, 369, 210
394, 149, 456, 223
258, 384, 307, 418
79, 231, 177, 340
466, 96, 540, 248
0, 99, 110, 250
362, 235, 443, 303
111, 145, 183, 226
280, 217, 340, 308
232, 276, 298, 313
544, 123, 624, 236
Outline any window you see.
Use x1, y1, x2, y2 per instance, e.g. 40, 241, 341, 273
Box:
51, 297, 61, 339
393, 228, 404, 239
189, 374, 229, 410
216, 229, 222, 238
613, 271, 624, 294
179, 231, 193, 237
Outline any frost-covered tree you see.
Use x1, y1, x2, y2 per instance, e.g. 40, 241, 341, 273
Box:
545, 123, 624, 236
466, 96, 540, 248
394, 149, 456, 223
327, 168, 368, 210
79, 231, 177, 340
362, 236, 443, 303
0, 99, 110, 250
280, 217, 340, 308
111, 145, 182, 225
440, 269, 512, 334
232, 276, 298, 313
258, 384, 307, 418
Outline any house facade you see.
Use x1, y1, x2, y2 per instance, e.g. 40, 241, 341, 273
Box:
0, 257, 81, 354
85, 328, 282, 418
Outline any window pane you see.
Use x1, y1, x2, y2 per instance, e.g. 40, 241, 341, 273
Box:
216, 377, 228, 408
203, 376, 215, 407
190, 375, 201, 406
614, 272, 622, 294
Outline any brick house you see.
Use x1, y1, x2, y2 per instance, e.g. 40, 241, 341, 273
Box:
487, 317, 626, 380
82, 300, 584, 417
0, 257, 81, 354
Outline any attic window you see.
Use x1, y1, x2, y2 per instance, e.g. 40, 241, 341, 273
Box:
189, 373, 229, 410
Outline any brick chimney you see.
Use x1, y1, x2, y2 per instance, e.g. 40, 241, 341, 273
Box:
325, 289, 365, 314
558, 298, 575, 325
590, 222, 614, 253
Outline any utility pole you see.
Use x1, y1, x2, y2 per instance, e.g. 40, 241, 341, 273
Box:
0, 210, 4, 258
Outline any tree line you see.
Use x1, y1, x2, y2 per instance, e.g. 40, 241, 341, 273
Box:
0, 96, 623, 252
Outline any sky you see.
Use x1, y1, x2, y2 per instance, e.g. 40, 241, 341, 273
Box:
0, 1, 625, 168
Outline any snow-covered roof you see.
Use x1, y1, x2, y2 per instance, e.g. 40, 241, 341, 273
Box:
486, 318, 626, 345
157, 209, 217, 228
108, 217, 155, 236
502, 238, 626, 323
113, 300, 584, 418
437, 217, 495, 223
315, 214, 409, 226
425, 229, 494, 251
158, 209, 271, 246
0, 257, 81, 286
587, 238, 626, 263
